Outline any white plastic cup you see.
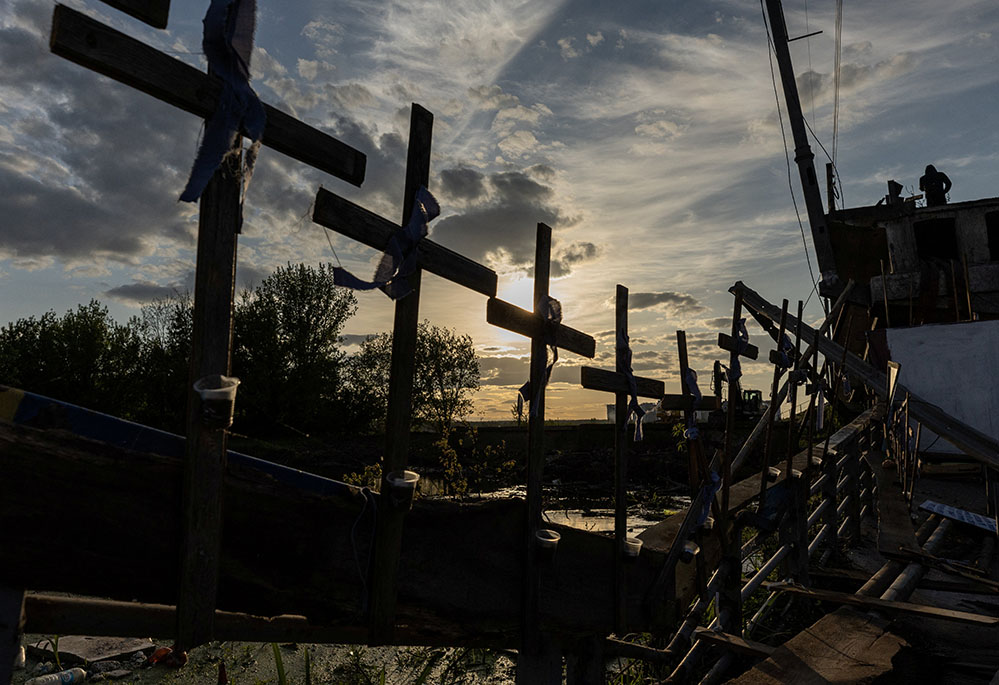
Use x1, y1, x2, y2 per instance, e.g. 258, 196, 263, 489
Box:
25, 668, 87, 685
193, 374, 240, 428
386, 470, 420, 510
624, 537, 643, 558
681, 541, 701, 564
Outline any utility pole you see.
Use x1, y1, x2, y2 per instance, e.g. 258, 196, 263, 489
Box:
764, 0, 839, 295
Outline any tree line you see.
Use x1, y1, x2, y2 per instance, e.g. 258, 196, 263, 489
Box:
0, 263, 480, 437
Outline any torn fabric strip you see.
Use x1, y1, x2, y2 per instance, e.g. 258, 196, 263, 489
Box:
333, 187, 441, 300
179, 0, 266, 203
617, 328, 645, 441
727, 317, 750, 383
683, 368, 702, 441
519, 297, 562, 417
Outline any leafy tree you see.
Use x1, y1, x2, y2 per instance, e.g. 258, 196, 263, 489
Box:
133, 293, 193, 432
233, 262, 358, 434
349, 321, 480, 432
0, 301, 144, 418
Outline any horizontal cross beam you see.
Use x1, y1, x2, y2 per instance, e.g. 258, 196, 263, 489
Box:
97, 0, 170, 28
717, 333, 759, 360
658, 394, 722, 412
579, 366, 664, 398
50, 5, 366, 186
312, 189, 496, 297
486, 298, 595, 359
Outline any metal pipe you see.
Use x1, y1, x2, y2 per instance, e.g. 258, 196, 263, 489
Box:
808, 524, 831, 556
742, 545, 790, 603
858, 516, 941, 597
881, 519, 953, 602
808, 499, 830, 528
810, 473, 828, 496
837, 494, 852, 518
837, 516, 851, 539
699, 652, 735, 685
837, 473, 852, 492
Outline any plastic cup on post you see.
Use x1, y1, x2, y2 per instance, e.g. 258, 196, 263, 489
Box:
386, 470, 420, 510
624, 536, 644, 563
535, 529, 561, 564
193, 374, 240, 429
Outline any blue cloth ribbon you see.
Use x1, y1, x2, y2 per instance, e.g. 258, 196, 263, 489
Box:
777, 333, 793, 369
696, 471, 721, 526
728, 318, 750, 383
333, 187, 440, 300
180, 0, 266, 203
617, 328, 645, 441
682, 367, 702, 440
519, 297, 562, 417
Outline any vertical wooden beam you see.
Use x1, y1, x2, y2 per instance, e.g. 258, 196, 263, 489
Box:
176, 144, 241, 651
369, 104, 434, 645
517, 223, 561, 684
826, 162, 836, 213
721, 290, 743, 515
565, 636, 605, 685
0, 588, 24, 685
846, 440, 863, 540
676, 331, 700, 493
758, 300, 789, 512
614, 285, 629, 634
785, 301, 804, 480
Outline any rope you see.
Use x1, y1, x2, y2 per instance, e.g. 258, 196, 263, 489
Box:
617, 328, 646, 441
519, 297, 562, 417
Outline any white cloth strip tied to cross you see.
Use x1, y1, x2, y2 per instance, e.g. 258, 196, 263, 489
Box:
727, 317, 750, 383
333, 186, 441, 300
683, 368, 702, 441
519, 296, 562, 417
180, 0, 266, 203
617, 328, 646, 441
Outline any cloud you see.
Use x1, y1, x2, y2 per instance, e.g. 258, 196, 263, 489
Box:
439, 166, 486, 202
103, 281, 184, 304
430, 169, 582, 274
557, 37, 580, 60
498, 130, 540, 158
625, 291, 704, 313
552, 241, 600, 277
587, 32, 604, 47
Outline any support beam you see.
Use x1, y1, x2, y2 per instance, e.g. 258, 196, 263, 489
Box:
487, 299, 595, 359
97, 0, 170, 28
312, 190, 496, 297
50, 5, 366, 186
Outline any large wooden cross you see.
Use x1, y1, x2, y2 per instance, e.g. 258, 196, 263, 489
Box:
579, 284, 664, 633
311, 105, 497, 644
484, 223, 595, 683
48, 1, 367, 650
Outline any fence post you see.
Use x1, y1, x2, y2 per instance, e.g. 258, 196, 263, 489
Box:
846, 440, 863, 540
781, 471, 810, 584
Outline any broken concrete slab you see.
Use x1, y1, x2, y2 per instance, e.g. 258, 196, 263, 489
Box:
28, 636, 153, 665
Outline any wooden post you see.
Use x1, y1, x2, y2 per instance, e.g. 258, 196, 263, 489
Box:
826, 162, 836, 213
0, 588, 24, 685
368, 104, 434, 645
518, 223, 561, 684
177, 143, 241, 651
785, 301, 804, 480
565, 636, 605, 685
846, 440, 863, 540
758, 300, 789, 514
781, 471, 810, 584
580, 286, 666, 634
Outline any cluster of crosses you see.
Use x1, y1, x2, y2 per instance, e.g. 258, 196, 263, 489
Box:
28, 1, 879, 683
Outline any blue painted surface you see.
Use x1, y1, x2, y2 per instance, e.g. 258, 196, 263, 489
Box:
1, 385, 354, 498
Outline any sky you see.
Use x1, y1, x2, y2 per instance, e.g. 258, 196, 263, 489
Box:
2, 0, 998, 421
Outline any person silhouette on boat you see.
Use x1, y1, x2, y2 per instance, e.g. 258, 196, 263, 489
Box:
919, 164, 952, 206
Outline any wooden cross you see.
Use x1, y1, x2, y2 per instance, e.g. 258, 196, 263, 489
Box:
311, 105, 497, 645
49, 1, 368, 650
484, 223, 595, 682
579, 284, 664, 633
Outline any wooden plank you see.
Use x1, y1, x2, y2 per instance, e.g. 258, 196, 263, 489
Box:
368, 104, 433, 645
579, 366, 664, 399
717, 333, 759, 360
693, 628, 774, 658
867, 445, 920, 558
176, 143, 241, 651
312, 189, 496, 297
0, 420, 671, 643
50, 5, 366, 186
765, 582, 999, 625
728, 607, 904, 685
98, 0, 170, 28
655, 394, 720, 411
486, 298, 595, 359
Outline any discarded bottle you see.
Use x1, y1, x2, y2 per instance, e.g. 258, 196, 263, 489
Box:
25, 667, 87, 685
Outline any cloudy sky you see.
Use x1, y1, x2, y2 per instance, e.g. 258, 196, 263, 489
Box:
2, 0, 997, 420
